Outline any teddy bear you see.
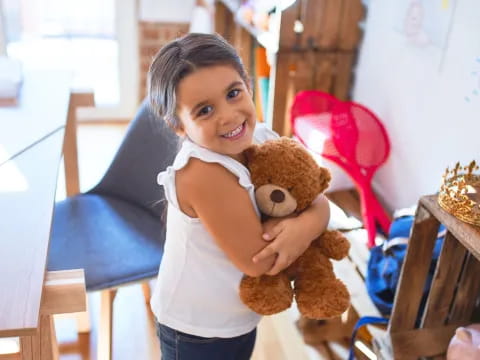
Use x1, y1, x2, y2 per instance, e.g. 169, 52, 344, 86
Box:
239, 137, 351, 319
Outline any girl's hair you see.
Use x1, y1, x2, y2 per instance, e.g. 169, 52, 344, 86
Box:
148, 33, 249, 131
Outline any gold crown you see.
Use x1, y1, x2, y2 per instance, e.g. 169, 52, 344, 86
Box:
438, 160, 480, 226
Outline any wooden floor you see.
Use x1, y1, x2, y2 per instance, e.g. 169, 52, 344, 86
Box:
52, 123, 334, 360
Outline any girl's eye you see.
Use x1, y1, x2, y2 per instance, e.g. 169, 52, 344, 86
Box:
197, 105, 213, 117
227, 89, 241, 99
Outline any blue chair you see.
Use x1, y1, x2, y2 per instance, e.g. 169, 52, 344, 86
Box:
47, 100, 178, 359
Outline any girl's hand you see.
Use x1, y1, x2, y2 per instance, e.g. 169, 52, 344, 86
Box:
252, 195, 331, 276
253, 216, 311, 275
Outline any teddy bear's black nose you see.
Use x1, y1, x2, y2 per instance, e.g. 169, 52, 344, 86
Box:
270, 189, 285, 203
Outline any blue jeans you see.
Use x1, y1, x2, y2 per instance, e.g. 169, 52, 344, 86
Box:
156, 322, 257, 360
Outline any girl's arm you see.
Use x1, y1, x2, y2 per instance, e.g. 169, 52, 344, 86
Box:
252, 194, 331, 275
176, 158, 276, 277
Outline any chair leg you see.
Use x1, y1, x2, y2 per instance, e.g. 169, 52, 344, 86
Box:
141, 282, 151, 304
97, 289, 117, 360
142, 280, 158, 325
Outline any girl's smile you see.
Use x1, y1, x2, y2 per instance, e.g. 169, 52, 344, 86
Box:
221, 121, 247, 139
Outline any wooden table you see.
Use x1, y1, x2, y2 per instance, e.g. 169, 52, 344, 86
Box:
377, 195, 480, 360
0, 71, 87, 359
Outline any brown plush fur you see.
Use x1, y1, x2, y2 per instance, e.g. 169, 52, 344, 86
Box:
239, 137, 351, 319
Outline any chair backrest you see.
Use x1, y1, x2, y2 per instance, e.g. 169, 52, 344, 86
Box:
89, 100, 179, 218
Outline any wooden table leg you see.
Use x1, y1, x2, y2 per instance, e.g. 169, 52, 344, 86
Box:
20, 315, 58, 360
18, 270, 86, 360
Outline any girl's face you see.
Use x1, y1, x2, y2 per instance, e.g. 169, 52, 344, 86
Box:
175, 65, 256, 162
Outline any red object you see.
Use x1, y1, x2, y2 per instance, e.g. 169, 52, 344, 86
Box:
291, 90, 391, 248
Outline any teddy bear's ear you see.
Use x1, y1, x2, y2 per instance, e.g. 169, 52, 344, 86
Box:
318, 167, 332, 193
243, 145, 259, 166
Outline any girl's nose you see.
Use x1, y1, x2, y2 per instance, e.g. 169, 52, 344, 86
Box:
217, 106, 237, 126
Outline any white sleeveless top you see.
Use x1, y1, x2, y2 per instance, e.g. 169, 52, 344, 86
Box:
151, 123, 278, 338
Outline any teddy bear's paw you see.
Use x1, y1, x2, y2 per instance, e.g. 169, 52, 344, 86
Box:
296, 279, 350, 319
315, 230, 351, 260
239, 275, 293, 315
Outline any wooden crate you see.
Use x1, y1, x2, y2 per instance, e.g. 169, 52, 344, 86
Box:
376, 195, 480, 360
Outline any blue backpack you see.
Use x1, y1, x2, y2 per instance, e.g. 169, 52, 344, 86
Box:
366, 215, 446, 316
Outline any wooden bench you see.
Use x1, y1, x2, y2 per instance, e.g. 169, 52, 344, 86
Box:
290, 191, 388, 359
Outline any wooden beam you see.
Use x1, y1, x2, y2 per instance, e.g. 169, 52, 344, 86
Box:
40, 270, 86, 315
448, 253, 480, 323
420, 195, 480, 261
63, 91, 95, 197
421, 231, 467, 327
390, 324, 460, 359
389, 205, 440, 332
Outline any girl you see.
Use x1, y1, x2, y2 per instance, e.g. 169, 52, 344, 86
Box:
148, 33, 331, 360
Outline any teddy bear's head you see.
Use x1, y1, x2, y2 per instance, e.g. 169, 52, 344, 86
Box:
244, 137, 331, 217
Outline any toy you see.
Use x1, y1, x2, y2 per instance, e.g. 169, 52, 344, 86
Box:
239, 137, 351, 319
447, 324, 480, 360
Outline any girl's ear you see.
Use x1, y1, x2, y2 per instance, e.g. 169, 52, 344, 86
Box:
244, 145, 258, 166
174, 119, 186, 136
175, 126, 186, 136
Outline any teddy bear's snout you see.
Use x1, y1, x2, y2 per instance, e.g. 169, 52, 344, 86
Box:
255, 184, 297, 217
270, 189, 285, 203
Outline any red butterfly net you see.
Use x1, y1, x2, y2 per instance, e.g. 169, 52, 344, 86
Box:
291, 90, 391, 248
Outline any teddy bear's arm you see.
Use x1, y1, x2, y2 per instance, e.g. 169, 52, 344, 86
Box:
312, 230, 350, 260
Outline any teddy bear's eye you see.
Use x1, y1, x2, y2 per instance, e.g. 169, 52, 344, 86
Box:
287, 187, 294, 192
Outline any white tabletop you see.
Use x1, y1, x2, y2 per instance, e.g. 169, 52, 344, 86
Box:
0, 70, 71, 165
0, 71, 71, 337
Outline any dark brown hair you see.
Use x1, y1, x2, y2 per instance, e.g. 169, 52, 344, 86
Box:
148, 33, 249, 131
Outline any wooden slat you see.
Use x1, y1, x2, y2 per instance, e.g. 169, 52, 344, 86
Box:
278, 0, 298, 51
342, 229, 377, 278
333, 257, 381, 318
333, 52, 355, 101
271, 52, 292, 136
233, 24, 253, 75
420, 195, 480, 261
316, 0, 344, 49
215, 1, 237, 44
63, 91, 95, 197
19, 315, 58, 360
301, 0, 327, 50
390, 324, 460, 359
40, 270, 86, 315
0, 129, 65, 337
448, 253, 480, 323
0, 71, 70, 165
421, 231, 467, 327
389, 205, 440, 332
337, 0, 364, 50
313, 53, 335, 93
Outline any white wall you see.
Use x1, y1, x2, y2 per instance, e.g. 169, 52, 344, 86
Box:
352, 0, 480, 210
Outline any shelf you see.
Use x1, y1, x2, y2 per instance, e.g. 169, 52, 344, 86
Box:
218, 0, 280, 53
